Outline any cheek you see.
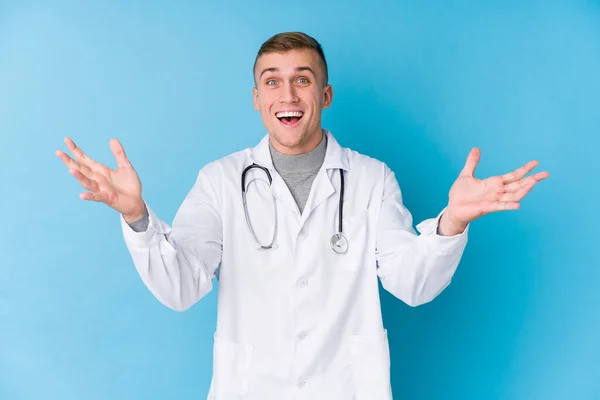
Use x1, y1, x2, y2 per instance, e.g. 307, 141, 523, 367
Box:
258, 94, 277, 111
259, 104, 276, 125
259, 107, 271, 122
308, 91, 325, 109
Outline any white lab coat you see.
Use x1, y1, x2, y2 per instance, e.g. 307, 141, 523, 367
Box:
120, 130, 469, 400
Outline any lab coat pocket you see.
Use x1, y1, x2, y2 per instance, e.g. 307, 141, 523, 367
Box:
349, 329, 392, 400
339, 207, 377, 271
208, 335, 254, 399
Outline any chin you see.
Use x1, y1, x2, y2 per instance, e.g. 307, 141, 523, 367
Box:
267, 116, 320, 153
274, 131, 306, 148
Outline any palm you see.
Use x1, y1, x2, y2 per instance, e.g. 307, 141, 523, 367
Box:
446, 148, 549, 224
56, 137, 144, 217
99, 160, 141, 209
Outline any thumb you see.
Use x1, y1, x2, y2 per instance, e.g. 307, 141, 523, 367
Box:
460, 147, 481, 177
109, 138, 131, 168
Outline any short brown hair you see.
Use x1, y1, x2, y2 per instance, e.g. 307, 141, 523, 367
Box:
253, 31, 329, 86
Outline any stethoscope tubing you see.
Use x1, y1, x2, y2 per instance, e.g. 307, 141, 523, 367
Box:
241, 164, 347, 253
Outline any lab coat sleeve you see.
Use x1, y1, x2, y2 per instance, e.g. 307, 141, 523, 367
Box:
375, 165, 469, 307
120, 167, 223, 312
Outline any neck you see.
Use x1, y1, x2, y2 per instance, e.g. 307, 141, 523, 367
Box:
270, 128, 324, 155
269, 130, 327, 174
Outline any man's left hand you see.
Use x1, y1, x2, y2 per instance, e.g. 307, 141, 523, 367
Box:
438, 148, 550, 236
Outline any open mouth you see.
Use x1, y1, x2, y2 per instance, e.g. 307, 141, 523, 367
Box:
276, 111, 304, 127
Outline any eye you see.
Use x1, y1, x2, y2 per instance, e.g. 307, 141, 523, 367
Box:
297, 77, 309, 84
266, 79, 277, 86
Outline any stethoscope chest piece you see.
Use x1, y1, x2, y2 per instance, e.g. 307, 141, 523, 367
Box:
330, 233, 348, 254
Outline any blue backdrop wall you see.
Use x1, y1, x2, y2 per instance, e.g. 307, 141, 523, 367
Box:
1, 1, 599, 399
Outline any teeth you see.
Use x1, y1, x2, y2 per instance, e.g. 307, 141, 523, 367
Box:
276, 111, 303, 118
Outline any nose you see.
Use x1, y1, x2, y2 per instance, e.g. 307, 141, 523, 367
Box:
278, 82, 299, 104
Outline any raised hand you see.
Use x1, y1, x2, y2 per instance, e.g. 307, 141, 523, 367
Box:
439, 148, 550, 235
55, 137, 146, 222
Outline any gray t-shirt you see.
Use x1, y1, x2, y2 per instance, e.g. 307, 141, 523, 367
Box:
127, 134, 327, 232
268, 133, 327, 214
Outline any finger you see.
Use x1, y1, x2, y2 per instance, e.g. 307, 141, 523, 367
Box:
62, 138, 114, 177
69, 168, 100, 193
501, 160, 539, 184
460, 147, 481, 177
503, 170, 550, 193
532, 170, 550, 181
503, 175, 535, 193
80, 191, 109, 202
481, 201, 521, 213
502, 170, 550, 202
64, 137, 99, 168
500, 182, 535, 202
56, 149, 80, 169
56, 150, 96, 180
69, 169, 109, 202
109, 138, 131, 168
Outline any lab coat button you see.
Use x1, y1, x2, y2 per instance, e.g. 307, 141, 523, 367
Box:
297, 332, 307, 341
297, 381, 306, 389
297, 278, 308, 287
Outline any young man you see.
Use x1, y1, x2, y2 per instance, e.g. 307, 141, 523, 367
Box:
56, 32, 548, 399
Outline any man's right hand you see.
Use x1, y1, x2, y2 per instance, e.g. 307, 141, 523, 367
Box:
56, 137, 146, 223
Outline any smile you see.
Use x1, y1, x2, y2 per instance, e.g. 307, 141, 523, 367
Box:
276, 111, 304, 127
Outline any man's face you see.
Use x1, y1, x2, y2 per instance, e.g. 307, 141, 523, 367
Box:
253, 48, 333, 155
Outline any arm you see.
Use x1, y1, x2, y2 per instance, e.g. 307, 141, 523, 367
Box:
121, 168, 223, 312
376, 147, 549, 307
375, 166, 468, 307
56, 137, 224, 312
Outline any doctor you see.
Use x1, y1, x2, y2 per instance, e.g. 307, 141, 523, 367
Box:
56, 32, 548, 399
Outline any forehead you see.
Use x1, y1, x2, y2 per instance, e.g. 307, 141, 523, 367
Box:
255, 48, 322, 77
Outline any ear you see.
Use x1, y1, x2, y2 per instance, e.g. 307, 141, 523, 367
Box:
253, 87, 260, 110
322, 84, 333, 108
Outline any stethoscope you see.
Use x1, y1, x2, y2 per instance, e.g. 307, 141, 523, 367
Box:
241, 163, 348, 254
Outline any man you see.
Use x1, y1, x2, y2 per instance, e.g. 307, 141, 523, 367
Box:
56, 32, 548, 399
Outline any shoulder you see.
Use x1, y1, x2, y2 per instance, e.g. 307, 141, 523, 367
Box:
335, 142, 398, 210
194, 147, 251, 181
342, 145, 393, 180
339, 143, 401, 202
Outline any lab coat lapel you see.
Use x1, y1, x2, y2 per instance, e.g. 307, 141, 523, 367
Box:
248, 134, 301, 215
300, 131, 350, 224
248, 131, 350, 221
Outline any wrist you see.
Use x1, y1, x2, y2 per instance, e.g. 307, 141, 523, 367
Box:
123, 201, 146, 223
438, 208, 468, 236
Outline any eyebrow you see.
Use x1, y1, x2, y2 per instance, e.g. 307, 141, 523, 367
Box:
259, 66, 316, 79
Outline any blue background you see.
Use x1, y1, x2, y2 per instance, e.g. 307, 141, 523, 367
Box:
1, 0, 599, 399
